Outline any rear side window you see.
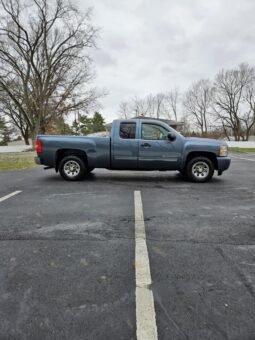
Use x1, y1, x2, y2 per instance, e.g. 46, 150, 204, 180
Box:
119, 122, 136, 139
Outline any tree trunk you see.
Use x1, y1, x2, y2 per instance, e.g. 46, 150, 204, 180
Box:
204, 116, 208, 136
24, 129, 30, 145
30, 128, 39, 150
233, 128, 238, 141
20, 129, 30, 145
233, 125, 241, 141
245, 127, 251, 141
24, 136, 30, 145
200, 121, 204, 137
222, 122, 230, 141
236, 121, 242, 141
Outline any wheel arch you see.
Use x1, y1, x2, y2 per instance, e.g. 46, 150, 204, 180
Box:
184, 151, 218, 170
55, 149, 88, 172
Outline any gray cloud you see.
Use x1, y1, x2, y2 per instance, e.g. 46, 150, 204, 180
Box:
78, 0, 255, 121
92, 49, 117, 67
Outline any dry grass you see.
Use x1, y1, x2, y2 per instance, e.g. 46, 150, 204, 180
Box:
0, 152, 37, 170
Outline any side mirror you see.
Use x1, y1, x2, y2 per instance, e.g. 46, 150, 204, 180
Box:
168, 133, 176, 141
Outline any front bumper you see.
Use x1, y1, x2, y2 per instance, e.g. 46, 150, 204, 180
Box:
217, 156, 231, 175
34, 156, 42, 165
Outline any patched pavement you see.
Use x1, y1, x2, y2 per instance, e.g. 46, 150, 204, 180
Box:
0, 153, 254, 339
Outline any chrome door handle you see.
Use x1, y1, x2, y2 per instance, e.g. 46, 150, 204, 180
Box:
141, 143, 151, 148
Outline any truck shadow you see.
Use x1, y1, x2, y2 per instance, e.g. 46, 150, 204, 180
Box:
86, 172, 183, 183
40, 169, 222, 185
86, 172, 221, 184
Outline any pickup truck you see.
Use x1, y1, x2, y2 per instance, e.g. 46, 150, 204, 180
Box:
35, 119, 231, 182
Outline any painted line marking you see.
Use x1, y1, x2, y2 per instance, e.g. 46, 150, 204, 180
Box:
0, 191, 22, 203
230, 155, 255, 162
134, 190, 158, 340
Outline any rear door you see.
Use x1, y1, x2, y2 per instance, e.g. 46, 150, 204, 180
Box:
138, 122, 181, 170
111, 121, 139, 169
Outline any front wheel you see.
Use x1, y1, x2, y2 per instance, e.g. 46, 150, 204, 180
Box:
59, 155, 86, 181
186, 157, 214, 183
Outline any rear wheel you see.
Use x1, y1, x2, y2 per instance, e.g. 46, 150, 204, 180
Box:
186, 157, 214, 183
59, 155, 86, 181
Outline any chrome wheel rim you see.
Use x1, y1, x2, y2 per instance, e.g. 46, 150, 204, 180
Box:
192, 161, 209, 178
63, 160, 80, 177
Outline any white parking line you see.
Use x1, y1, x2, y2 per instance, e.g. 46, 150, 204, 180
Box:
134, 190, 158, 340
231, 155, 255, 162
0, 191, 22, 203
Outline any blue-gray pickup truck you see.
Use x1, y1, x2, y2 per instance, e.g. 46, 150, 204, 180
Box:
35, 119, 231, 182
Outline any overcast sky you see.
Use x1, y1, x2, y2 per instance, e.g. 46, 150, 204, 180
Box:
77, 0, 255, 122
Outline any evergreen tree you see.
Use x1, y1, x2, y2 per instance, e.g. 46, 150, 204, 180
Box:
91, 112, 105, 133
72, 119, 80, 135
76, 112, 105, 135
61, 123, 74, 135
79, 115, 93, 135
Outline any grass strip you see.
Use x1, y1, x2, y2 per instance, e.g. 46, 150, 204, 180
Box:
0, 152, 37, 170
229, 147, 255, 153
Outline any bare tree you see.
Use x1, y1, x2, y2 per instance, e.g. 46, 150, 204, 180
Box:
214, 63, 254, 141
183, 79, 214, 136
144, 94, 156, 118
118, 101, 130, 119
142, 93, 163, 118
154, 93, 166, 119
129, 93, 167, 119
0, 88, 30, 144
131, 96, 149, 117
165, 88, 179, 121
242, 69, 255, 140
0, 0, 100, 145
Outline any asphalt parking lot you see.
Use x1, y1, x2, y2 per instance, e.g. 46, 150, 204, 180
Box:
0, 153, 255, 340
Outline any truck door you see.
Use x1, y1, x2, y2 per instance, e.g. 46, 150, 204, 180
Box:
138, 122, 181, 170
112, 121, 139, 169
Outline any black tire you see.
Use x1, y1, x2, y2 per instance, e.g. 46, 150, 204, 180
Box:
186, 156, 214, 183
59, 155, 86, 181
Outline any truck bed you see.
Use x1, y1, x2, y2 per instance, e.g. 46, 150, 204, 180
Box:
36, 135, 111, 169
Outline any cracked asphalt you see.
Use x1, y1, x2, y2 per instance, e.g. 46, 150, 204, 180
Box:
0, 153, 255, 340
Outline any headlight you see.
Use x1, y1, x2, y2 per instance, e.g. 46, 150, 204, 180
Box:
219, 145, 228, 157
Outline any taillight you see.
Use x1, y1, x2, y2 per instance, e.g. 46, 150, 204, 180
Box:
35, 140, 43, 154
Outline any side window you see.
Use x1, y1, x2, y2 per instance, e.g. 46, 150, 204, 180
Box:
142, 123, 169, 140
119, 122, 136, 139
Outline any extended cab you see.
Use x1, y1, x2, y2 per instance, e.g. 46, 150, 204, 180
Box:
35, 119, 231, 182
